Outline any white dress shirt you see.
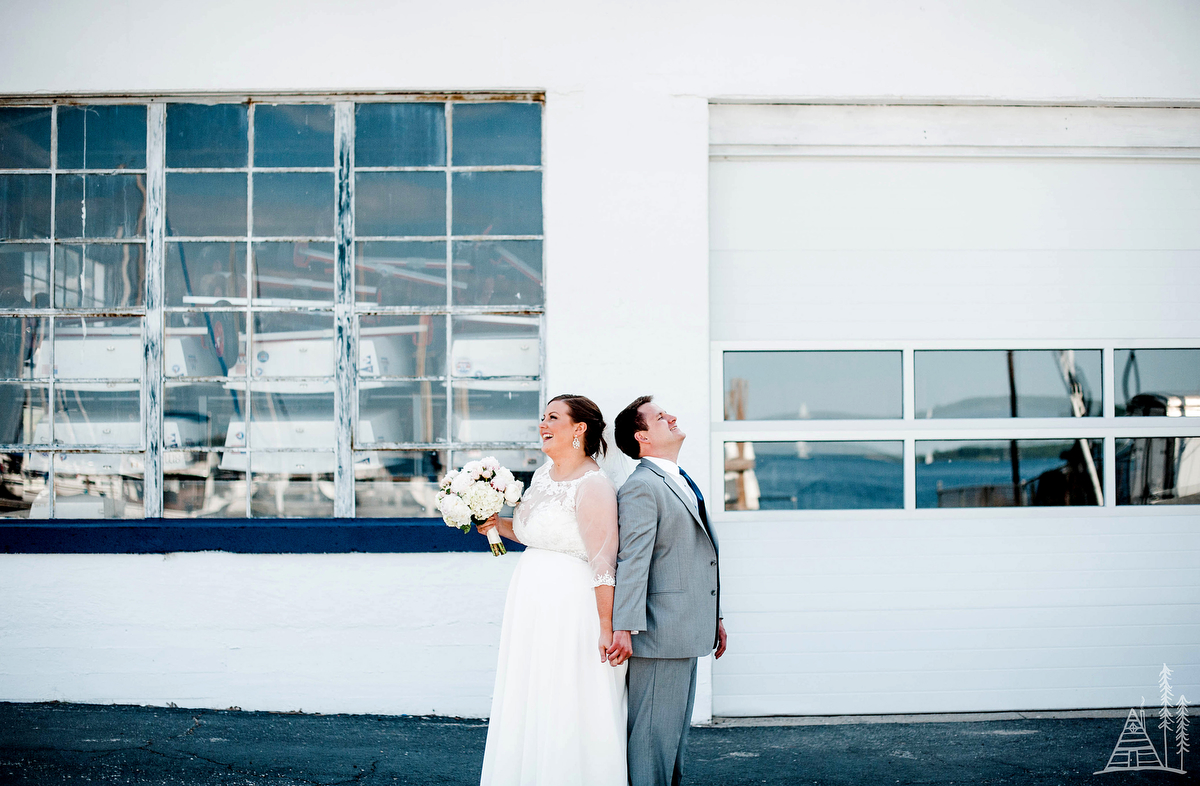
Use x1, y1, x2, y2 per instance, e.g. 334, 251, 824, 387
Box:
642, 456, 697, 508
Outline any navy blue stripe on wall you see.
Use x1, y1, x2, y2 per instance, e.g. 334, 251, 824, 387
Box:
0, 519, 524, 554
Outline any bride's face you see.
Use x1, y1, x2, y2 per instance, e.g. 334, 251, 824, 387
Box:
539, 400, 582, 456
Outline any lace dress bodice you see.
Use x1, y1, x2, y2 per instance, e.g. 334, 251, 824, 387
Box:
512, 463, 619, 587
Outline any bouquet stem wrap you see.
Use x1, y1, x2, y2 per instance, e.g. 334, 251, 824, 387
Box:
437, 457, 524, 557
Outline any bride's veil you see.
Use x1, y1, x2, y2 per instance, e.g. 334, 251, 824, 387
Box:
596, 424, 636, 487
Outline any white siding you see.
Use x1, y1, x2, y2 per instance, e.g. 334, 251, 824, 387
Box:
709, 104, 1200, 715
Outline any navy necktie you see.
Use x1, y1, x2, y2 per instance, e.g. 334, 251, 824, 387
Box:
676, 467, 709, 529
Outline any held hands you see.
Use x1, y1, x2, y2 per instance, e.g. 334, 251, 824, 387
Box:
598, 629, 613, 663
606, 630, 633, 667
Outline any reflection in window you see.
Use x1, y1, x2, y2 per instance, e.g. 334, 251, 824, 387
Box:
723, 351, 901, 420
916, 439, 1103, 508
724, 441, 903, 510
1117, 438, 1200, 505
1116, 349, 1200, 417
0, 98, 543, 521
916, 350, 1101, 418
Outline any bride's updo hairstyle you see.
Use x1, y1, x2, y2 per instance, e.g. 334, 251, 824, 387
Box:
548, 394, 608, 457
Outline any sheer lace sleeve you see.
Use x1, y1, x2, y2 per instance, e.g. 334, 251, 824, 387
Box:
575, 471, 619, 588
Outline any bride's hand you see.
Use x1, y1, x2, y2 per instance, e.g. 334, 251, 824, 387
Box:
476, 514, 499, 536
598, 628, 613, 663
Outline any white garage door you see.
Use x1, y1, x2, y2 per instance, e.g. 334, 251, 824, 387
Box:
708, 104, 1200, 716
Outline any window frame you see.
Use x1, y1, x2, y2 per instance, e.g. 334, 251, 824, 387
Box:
711, 338, 1200, 521
0, 92, 545, 544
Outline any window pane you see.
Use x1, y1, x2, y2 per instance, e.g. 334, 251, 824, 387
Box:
916, 439, 1103, 508
452, 380, 539, 443
57, 105, 146, 170
356, 241, 447, 306
54, 245, 145, 308
0, 383, 49, 444
53, 388, 142, 446
0, 317, 46, 379
163, 450, 247, 518
52, 317, 142, 380
724, 440, 903, 511
354, 103, 445, 167
0, 451, 48, 519
1116, 349, 1200, 416
452, 172, 542, 236
166, 173, 247, 236
252, 172, 334, 237
252, 242, 334, 304
253, 104, 334, 168
1117, 437, 1200, 504
451, 315, 538, 377
164, 382, 243, 448
248, 469, 334, 518
354, 172, 445, 237
252, 311, 335, 377
165, 242, 247, 306
52, 453, 144, 518
165, 104, 247, 168
355, 450, 447, 517
0, 108, 51, 169
54, 174, 145, 238
165, 311, 244, 376
0, 244, 50, 307
359, 381, 447, 444
916, 350, 1102, 419
452, 240, 543, 306
0, 175, 51, 239
452, 103, 540, 166
359, 315, 446, 378
246, 387, 334, 449
723, 351, 901, 420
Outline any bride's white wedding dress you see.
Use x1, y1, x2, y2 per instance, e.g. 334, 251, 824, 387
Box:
480, 463, 628, 786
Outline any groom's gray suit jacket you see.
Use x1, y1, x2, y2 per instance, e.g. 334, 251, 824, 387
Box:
613, 459, 721, 659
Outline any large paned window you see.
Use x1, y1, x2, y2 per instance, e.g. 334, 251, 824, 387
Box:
0, 95, 544, 520
717, 345, 1200, 512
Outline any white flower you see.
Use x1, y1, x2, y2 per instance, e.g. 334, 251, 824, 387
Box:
438, 495, 472, 528
462, 460, 483, 479
503, 480, 524, 506
439, 469, 459, 490
450, 472, 473, 495
491, 466, 515, 491
481, 456, 501, 472
465, 481, 505, 520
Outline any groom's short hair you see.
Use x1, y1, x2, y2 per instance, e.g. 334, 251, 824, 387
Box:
615, 395, 654, 460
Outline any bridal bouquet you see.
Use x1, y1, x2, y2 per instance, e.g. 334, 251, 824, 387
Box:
437, 457, 524, 556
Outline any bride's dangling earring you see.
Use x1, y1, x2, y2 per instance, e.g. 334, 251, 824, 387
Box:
572, 435, 581, 450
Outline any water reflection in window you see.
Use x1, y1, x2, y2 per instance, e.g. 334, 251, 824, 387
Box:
1116, 349, 1200, 417
916, 350, 1101, 418
1117, 437, 1200, 505
916, 439, 1103, 508
724, 441, 903, 510
723, 351, 901, 420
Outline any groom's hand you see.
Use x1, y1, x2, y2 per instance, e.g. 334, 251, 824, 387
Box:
715, 619, 728, 659
607, 630, 633, 666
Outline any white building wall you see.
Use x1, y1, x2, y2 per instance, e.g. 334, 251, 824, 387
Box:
1, 0, 1199, 717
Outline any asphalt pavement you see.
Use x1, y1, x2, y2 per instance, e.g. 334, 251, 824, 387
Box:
0, 702, 1195, 785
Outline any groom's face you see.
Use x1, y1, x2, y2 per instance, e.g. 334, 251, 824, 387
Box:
637, 402, 685, 456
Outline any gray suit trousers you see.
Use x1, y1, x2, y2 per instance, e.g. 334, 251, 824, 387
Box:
627, 656, 698, 786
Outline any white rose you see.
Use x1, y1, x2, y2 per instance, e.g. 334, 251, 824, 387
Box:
465, 481, 504, 520
491, 466, 515, 490
503, 480, 524, 506
450, 472, 473, 495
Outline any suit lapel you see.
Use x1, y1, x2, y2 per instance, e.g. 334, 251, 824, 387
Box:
639, 459, 713, 545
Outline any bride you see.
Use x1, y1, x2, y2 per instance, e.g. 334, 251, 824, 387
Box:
476, 393, 627, 786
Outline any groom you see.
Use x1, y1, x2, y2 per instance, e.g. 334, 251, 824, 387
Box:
607, 396, 727, 786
